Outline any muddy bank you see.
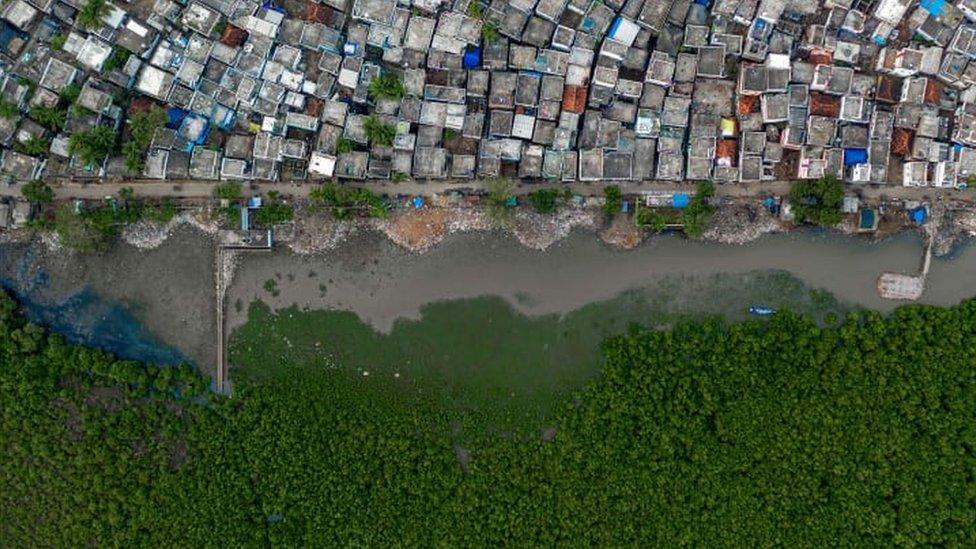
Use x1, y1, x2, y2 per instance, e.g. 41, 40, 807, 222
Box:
226, 228, 976, 335
0, 226, 217, 374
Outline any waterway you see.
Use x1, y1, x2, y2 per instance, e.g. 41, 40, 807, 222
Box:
227, 229, 976, 334
2, 227, 975, 378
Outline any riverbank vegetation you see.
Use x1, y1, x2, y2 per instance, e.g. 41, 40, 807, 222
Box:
3, 285, 974, 545
790, 175, 844, 226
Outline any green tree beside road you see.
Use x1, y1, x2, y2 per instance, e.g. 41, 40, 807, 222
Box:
21, 180, 53, 204
790, 175, 844, 226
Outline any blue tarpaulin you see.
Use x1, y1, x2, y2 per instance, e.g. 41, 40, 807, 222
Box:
412, 196, 424, 209
921, 0, 946, 16
909, 206, 928, 224
843, 148, 868, 166
166, 107, 188, 129
672, 193, 691, 208
463, 47, 481, 68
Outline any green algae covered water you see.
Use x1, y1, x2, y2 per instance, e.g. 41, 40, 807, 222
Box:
229, 270, 853, 436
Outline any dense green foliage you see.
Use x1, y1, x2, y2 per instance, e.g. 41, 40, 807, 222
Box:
528, 188, 567, 214
680, 180, 716, 238
123, 106, 166, 173
252, 201, 293, 226
14, 135, 50, 156
485, 177, 515, 227
368, 72, 405, 100
69, 126, 116, 168
790, 175, 844, 227
20, 180, 53, 204
0, 99, 20, 119
635, 207, 674, 232
213, 181, 243, 200
49, 33, 66, 50
364, 115, 396, 146
50, 197, 176, 251
3, 286, 976, 545
102, 47, 131, 73
603, 184, 621, 215
29, 105, 67, 130
77, 0, 110, 30
309, 183, 386, 219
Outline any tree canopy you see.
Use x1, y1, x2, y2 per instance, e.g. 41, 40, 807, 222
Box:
790, 175, 844, 226
2, 288, 975, 546
68, 126, 116, 168
368, 72, 405, 100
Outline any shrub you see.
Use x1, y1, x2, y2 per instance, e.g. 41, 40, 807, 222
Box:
21, 180, 54, 204
68, 126, 116, 168
364, 116, 395, 146
29, 105, 67, 130
529, 188, 561, 214
789, 175, 844, 227
368, 72, 405, 100
77, 0, 110, 30
14, 136, 50, 156
0, 100, 20, 119
214, 181, 243, 200
603, 185, 621, 216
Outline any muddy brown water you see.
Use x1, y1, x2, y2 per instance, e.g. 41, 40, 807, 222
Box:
227, 229, 976, 334
3, 227, 975, 373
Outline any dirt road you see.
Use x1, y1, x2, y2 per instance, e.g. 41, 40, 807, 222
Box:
0, 178, 970, 204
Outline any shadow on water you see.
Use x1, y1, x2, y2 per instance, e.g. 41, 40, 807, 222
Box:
1, 244, 190, 367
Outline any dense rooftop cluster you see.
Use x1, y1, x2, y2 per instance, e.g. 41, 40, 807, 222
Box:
0, 0, 974, 186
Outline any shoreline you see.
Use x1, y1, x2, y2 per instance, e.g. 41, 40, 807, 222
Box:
2, 205, 976, 377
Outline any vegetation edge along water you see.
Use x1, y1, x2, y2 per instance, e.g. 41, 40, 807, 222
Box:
2, 288, 975, 545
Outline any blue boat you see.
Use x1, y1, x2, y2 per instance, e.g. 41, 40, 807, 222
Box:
749, 306, 776, 316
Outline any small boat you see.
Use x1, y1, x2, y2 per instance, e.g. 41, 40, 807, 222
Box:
749, 306, 776, 316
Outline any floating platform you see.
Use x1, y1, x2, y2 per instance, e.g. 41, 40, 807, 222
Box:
877, 273, 925, 300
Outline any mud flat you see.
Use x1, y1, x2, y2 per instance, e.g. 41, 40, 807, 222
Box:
227, 229, 976, 335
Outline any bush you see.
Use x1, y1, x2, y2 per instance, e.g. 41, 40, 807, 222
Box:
21, 180, 54, 204
253, 202, 293, 226
0, 100, 20, 119
789, 175, 844, 227
485, 177, 515, 227
77, 0, 110, 30
482, 21, 499, 44
123, 106, 166, 173
14, 136, 50, 156
29, 105, 67, 130
680, 181, 716, 239
68, 126, 116, 168
364, 116, 395, 146
58, 84, 81, 106
368, 72, 405, 100
310, 184, 387, 218
336, 137, 355, 154
213, 181, 243, 200
50, 33, 66, 50
102, 47, 131, 72
529, 188, 561, 214
603, 185, 621, 216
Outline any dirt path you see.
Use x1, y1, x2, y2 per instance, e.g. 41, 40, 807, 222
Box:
1, 178, 972, 204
